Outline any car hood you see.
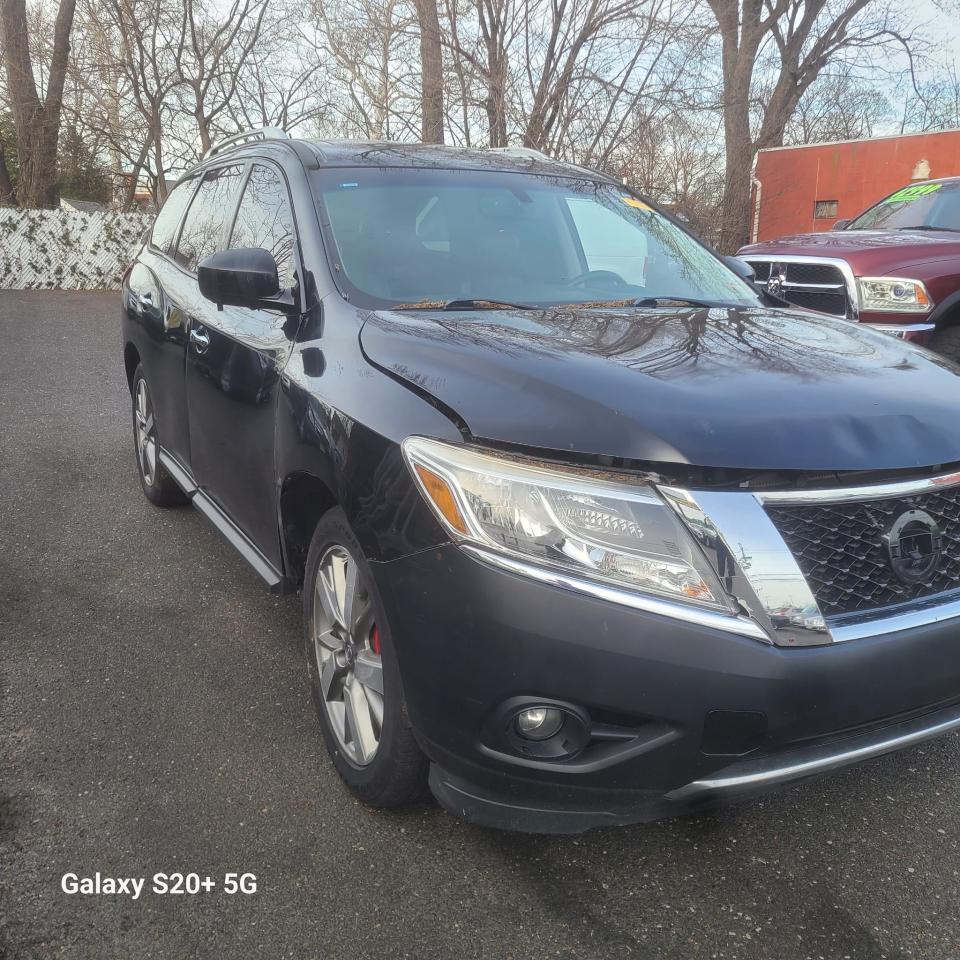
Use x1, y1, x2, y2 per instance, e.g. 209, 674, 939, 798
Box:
359, 304, 960, 472
739, 229, 960, 273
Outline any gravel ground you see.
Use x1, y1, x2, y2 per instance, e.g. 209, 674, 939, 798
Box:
2, 290, 960, 959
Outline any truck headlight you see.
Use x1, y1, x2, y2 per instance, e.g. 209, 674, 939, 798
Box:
857, 277, 932, 313
402, 437, 733, 612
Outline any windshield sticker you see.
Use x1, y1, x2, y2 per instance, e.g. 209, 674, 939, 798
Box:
886, 183, 942, 204
621, 197, 652, 211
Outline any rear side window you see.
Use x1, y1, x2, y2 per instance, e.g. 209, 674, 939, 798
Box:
229, 165, 297, 288
150, 178, 196, 254
174, 165, 244, 272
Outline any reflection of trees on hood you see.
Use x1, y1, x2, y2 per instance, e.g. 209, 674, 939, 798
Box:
378, 306, 894, 381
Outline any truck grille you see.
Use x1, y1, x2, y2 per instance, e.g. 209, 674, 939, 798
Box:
765, 489, 960, 617
744, 259, 850, 317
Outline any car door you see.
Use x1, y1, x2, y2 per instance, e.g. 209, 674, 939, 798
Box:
125, 176, 200, 467
183, 161, 302, 569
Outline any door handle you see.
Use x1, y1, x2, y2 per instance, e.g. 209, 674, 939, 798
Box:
189, 327, 210, 353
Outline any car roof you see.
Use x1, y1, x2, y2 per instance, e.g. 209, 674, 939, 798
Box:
898, 176, 960, 186
195, 136, 613, 183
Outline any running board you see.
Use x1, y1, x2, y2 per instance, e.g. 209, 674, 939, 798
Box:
158, 449, 197, 495
158, 449, 289, 594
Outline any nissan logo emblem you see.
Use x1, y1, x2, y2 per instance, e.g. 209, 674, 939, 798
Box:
882, 509, 943, 585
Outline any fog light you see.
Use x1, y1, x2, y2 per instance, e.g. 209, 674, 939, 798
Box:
515, 707, 564, 741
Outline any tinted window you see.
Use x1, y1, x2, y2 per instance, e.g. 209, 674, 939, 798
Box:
174, 165, 244, 272
850, 181, 960, 231
229, 165, 297, 288
315, 169, 757, 308
151, 178, 196, 254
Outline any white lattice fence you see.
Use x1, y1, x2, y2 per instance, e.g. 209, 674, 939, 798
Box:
0, 209, 153, 289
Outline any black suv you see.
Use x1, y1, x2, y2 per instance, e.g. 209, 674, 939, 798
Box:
123, 130, 960, 833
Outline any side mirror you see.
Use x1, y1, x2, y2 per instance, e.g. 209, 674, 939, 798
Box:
198, 248, 296, 313
723, 255, 756, 283
831, 219, 850, 231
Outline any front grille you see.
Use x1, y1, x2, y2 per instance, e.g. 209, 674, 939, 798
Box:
781, 289, 848, 315
782, 262, 844, 285
765, 488, 960, 617
742, 258, 850, 317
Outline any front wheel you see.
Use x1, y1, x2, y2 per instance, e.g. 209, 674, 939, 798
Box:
304, 509, 427, 807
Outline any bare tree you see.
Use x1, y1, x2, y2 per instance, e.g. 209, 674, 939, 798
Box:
222, 29, 328, 135
98, 0, 186, 202
785, 65, 891, 144
180, 0, 270, 155
0, 0, 77, 206
708, 0, 904, 251
415, 0, 445, 141
0, 141, 14, 202
521, 0, 644, 150
312, 0, 420, 139
444, 0, 517, 145
899, 61, 960, 132
0, 0, 937, 221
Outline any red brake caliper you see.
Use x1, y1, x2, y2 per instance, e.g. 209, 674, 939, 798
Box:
369, 624, 382, 656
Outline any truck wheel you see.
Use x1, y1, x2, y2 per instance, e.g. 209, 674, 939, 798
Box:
303, 508, 428, 807
131, 364, 188, 507
928, 327, 960, 364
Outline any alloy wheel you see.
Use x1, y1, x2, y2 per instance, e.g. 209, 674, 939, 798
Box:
134, 378, 157, 486
312, 544, 384, 766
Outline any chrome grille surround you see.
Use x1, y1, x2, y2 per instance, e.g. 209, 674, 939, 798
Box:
741, 254, 859, 320
660, 471, 960, 647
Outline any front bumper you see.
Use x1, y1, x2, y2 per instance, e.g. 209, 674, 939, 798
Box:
862, 318, 934, 344
373, 545, 960, 833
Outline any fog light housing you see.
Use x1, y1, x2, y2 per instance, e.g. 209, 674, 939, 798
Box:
515, 707, 564, 741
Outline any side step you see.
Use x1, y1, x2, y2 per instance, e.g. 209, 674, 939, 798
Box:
158, 449, 291, 594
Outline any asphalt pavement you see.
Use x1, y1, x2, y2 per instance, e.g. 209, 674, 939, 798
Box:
2, 290, 959, 959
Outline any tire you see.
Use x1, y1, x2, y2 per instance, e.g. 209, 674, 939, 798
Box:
131, 364, 187, 507
303, 508, 428, 807
928, 326, 960, 365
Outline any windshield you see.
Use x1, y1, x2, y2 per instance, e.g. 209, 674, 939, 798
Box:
312, 169, 759, 309
848, 180, 960, 231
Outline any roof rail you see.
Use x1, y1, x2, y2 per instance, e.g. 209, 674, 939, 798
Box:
204, 127, 290, 159
485, 146, 550, 160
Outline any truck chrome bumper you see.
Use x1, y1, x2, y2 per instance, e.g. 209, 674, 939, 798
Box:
865, 322, 935, 338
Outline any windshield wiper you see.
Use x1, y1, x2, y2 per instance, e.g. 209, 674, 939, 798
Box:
897, 225, 960, 233
632, 296, 718, 308
440, 298, 537, 311
391, 298, 537, 311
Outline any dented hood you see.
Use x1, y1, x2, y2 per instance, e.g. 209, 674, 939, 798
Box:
360, 304, 960, 472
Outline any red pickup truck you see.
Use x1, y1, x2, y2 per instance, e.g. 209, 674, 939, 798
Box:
738, 178, 960, 360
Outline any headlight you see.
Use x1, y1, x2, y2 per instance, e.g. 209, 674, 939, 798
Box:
402, 437, 733, 612
857, 276, 932, 313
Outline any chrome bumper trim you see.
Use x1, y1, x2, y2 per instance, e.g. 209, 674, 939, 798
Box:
461, 546, 770, 642
668, 702, 960, 800
756, 468, 960, 505
828, 590, 960, 643
866, 322, 935, 337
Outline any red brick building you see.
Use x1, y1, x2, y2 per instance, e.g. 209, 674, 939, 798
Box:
750, 129, 960, 242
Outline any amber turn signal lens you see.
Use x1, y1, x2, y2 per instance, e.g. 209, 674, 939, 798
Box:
414, 464, 469, 534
